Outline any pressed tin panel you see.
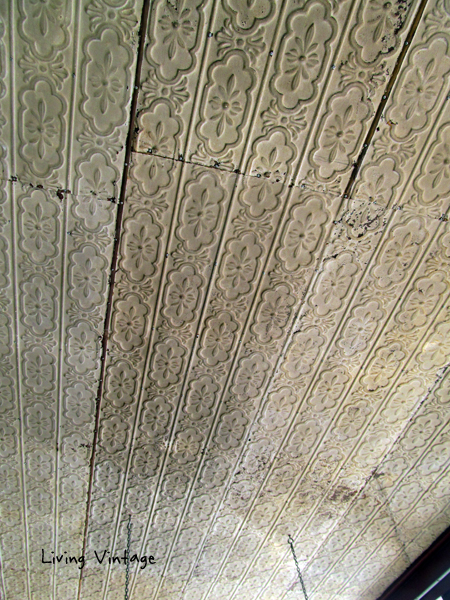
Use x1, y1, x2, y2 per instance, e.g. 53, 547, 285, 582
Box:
0, 0, 142, 599
1, 0, 450, 599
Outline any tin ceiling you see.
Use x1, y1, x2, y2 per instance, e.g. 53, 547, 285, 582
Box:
1, 0, 450, 599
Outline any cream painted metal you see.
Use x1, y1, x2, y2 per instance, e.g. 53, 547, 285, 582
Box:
0, 1, 450, 600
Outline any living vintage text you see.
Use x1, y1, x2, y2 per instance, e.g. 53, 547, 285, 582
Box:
41, 549, 155, 569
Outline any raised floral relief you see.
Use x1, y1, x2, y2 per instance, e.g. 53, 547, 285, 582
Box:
283, 327, 324, 378
67, 322, 98, 374
19, 80, 64, 177
266, 464, 296, 496
112, 294, 149, 352
279, 196, 329, 271
239, 176, 284, 221
141, 69, 189, 111
75, 151, 118, 200
121, 210, 162, 282
26, 449, 53, 483
272, 4, 334, 110
64, 382, 95, 426
311, 253, 358, 316
244, 130, 296, 203
91, 498, 115, 526
61, 432, 90, 469
184, 375, 218, 421
361, 343, 405, 391
132, 446, 160, 478
6, 0, 450, 596
131, 153, 175, 197
19, 190, 59, 263
402, 413, 442, 450
334, 400, 372, 441
162, 471, 189, 500
418, 442, 450, 476
417, 321, 450, 372
338, 301, 384, 357
388, 38, 450, 139
99, 415, 129, 454
154, 506, 179, 532
353, 158, 400, 208
218, 233, 262, 300
351, 0, 410, 64
231, 352, 270, 401
415, 122, 450, 205
215, 409, 248, 450
308, 367, 349, 413
0, 421, 16, 459
69, 244, 108, 311
140, 396, 172, 438
260, 387, 296, 432
177, 171, 225, 251
104, 360, 137, 409
225, 479, 255, 509
28, 488, 52, 517
73, 195, 115, 234
162, 265, 202, 327
25, 402, 54, 442
148, 0, 203, 81
172, 427, 204, 464
286, 419, 321, 458
24, 346, 55, 393
199, 311, 238, 366
21, 275, 57, 336
86, 0, 138, 37
150, 338, 185, 388
197, 52, 255, 155
82, 28, 131, 134
373, 219, 426, 288
252, 284, 295, 344
223, 0, 273, 30
396, 274, 447, 331
137, 99, 182, 155
94, 459, 121, 493
19, 0, 68, 57
200, 456, 229, 490
380, 379, 426, 424
311, 85, 370, 179
0, 236, 8, 290
126, 485, 151, 513
216, 19, 266, 62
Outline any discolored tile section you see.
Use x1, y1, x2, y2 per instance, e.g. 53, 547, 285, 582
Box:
1, 1, 450, 600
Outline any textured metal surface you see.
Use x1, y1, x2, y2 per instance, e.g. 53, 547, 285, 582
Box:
0, 0, 450, 599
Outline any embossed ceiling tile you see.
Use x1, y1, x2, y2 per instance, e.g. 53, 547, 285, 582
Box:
9, 0, 142, 193
10, 1, 73, 189
102, 174, 305, 599
182, 0, 285, 171
141, 186, 344, 600
3, 183, 65, 599
291, 0, 421, 188
239, 211, 449, 597
52, 194, 119, 598
0, 179, 116, 600
82, 156, 241, 600
1, 4, 140, 598
69, 0, 144, 199
352, 0, 450, 223
316, 374, 450, 597
69, 0, 144, 200
0, 185, 27, 600
135, 0, 215, 158
3, 0, 450, 597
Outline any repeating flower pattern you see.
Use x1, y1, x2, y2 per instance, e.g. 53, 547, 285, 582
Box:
4, 0, 450, 598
